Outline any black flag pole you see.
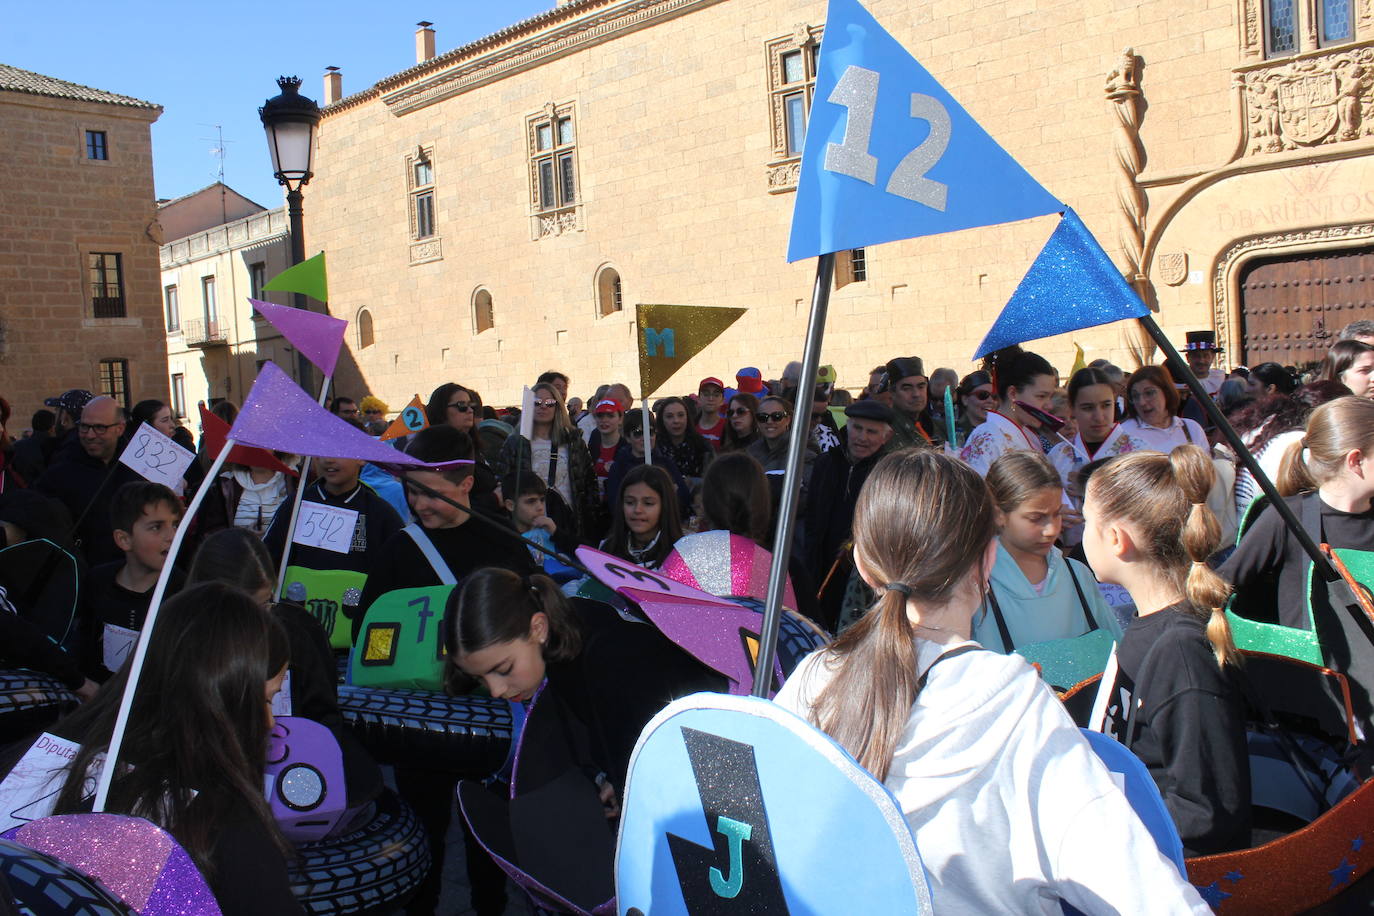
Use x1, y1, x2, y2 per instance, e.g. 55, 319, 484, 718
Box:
1141, 316, 1359, 604
753, 252, 836, 697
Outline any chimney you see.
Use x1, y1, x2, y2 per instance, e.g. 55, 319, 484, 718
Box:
416, 21, 436, 64
323, 66, 342, 105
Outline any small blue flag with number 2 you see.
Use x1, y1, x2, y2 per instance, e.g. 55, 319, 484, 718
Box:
787, 0, 1062, 261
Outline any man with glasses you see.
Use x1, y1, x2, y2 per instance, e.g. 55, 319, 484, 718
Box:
35, 395, 140, 566
329, 396, 360, 421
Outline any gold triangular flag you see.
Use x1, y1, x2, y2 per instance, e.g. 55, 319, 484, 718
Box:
636, 303, 747, 398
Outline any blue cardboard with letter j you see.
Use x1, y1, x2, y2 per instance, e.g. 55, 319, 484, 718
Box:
615, 694, 933, 914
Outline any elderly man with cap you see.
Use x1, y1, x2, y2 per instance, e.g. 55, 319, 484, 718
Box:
1183, 330, 1226, 396
885, 356, 936, 449
802, 400, 896, 631
35, 395, 141, 567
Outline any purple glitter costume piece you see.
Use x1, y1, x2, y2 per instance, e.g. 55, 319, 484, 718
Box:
4, 814, 221, 915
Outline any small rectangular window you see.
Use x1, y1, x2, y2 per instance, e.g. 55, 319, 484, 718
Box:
88, 252, 125, 317
414, 159, 433, 187
557, 117, 574, 145
85, 130, 108, 160
249, 262, 266, 300
164, 284, 179, 331
1267, 0, 1297, 54
170, 373, 187, 418
782, 51, 805, 84
99, 358, 130, 408
414, 190, 436, 239
538, 160, 556, 210
784, 93, 808, 156
1320, 0, 1353, 43
536, 123, 553, 152
202, 276, 217, 325
558, 153, 577, 206
851, 247, 867, 282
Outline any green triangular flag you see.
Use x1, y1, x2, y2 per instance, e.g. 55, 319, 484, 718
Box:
263, 251, 328, 302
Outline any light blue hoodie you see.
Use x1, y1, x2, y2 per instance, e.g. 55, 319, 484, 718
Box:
974, 541, 1122, 653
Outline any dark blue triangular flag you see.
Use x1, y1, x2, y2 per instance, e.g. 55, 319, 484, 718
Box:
973, 209, 1150, 359
787, 0, 1061, 262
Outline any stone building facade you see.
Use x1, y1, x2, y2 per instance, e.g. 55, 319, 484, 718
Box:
159, 189, 294, 416
307, 0, 1374, 407
0, 64, 164, 420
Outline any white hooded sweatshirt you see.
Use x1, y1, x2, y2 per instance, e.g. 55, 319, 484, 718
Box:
774, 639, 1210, 915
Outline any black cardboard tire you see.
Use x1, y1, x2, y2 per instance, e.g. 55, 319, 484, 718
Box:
0, 837, 129, 914
289, 789, 429, 916
777, 612, 827, 675
336, 686, 515, 777
0, 670, 79, 746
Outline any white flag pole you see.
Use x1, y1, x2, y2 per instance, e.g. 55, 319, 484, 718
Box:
93, 439, 237, 811
274, 374, 333, 598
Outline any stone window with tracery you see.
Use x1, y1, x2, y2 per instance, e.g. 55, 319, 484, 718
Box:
765, 24, 822, 194
527, 102, 581, 239
1258, 0, 1356, 57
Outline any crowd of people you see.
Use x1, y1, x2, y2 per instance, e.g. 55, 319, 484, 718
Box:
2, 316, 1373, 913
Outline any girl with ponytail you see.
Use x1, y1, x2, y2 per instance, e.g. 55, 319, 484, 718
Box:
1221, 395, 1374, 629
1082, 445, 1250, 855
959, 344, 1059, 476
775, 450, 1209, 913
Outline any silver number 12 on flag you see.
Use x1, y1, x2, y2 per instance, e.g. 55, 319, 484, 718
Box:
823, 65, 951, 212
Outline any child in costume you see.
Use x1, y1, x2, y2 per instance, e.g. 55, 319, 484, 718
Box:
1083, 445, 1251, 855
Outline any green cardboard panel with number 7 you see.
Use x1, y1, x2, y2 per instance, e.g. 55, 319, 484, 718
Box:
348, 586, 455, 690
787, 0, 1061, 261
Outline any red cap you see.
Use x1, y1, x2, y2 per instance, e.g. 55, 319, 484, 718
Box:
593, 398, 623, 415
698, 377, 725, 392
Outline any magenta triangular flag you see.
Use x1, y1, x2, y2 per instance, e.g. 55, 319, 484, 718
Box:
249, 299, 347, 376
230, 362, 467, 471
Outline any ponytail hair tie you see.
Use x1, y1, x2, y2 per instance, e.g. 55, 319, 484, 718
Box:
1191, 501, 1205, 509
883, 582, 913, 598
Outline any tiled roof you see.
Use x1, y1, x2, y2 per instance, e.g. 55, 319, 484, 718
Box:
0, 63, 159, 109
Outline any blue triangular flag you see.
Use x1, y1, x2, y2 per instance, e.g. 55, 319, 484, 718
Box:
787, 0, 1062, 262
973, 209, 1150, 359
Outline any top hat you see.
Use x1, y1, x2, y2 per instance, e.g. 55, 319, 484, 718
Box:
1183, 331, 1222, 352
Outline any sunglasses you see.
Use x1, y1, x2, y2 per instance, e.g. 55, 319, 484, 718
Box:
757, 411, 788, 423
728, 408, 753, 417
626, 428, 645, 437
447, 402, 473, 412
969, 390, 996, 401
533, 399, 558, 408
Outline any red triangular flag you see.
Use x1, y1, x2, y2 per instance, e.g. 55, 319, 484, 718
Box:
198, 404, 300, 477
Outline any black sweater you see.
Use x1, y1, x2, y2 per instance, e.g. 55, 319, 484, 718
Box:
262, 478, 405, 575
353, 518, 536, 642
1108, 605, 1251, 856
540, 599, 727, 792
1221, 491, 1374, 629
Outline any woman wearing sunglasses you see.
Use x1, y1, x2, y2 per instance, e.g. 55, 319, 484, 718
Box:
719, 393, 761, 453
494, 382, 598, 547
956, 371, 995, 446
425, 382, 503, 515
746, 395, 815, 531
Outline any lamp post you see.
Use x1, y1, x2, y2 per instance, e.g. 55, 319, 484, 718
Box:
259, 75, 322, 388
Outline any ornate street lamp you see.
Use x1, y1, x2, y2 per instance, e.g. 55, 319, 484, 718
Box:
260, 76, 322, 387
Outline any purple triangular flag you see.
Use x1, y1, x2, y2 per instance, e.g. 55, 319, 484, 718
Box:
230, 362, 466, 471
249, 298, 347, 376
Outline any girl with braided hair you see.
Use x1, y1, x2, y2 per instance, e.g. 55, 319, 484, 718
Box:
1083, 444, 1250, 855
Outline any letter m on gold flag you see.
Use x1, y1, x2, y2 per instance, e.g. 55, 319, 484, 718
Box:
636, 304, 746, 398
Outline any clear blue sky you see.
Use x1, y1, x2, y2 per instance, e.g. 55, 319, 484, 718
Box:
4, 0, 552, 207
